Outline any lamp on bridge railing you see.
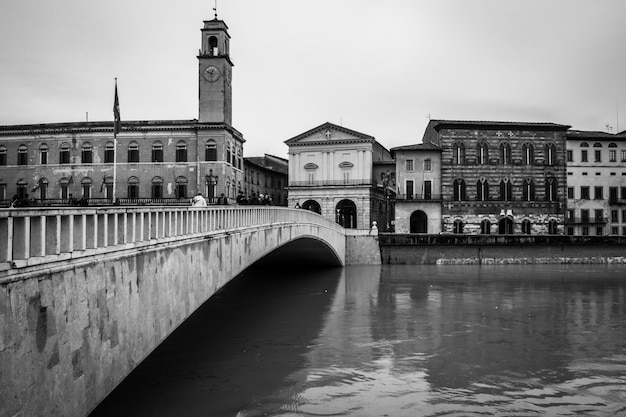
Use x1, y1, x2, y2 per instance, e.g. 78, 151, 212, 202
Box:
382, 170, 391, 231
207, 169, 219, 203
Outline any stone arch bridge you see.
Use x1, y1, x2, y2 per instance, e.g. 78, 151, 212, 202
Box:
0, 206, 370, 417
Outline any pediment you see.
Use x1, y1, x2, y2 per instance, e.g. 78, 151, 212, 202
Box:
304, 162, 319, 169
284, 122, 375, 146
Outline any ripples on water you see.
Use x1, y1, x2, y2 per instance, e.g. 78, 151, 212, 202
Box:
90, 265, 626, 417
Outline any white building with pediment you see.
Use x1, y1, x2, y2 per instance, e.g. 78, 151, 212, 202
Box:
285, 122, 395, 230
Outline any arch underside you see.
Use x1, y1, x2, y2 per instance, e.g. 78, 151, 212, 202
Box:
250, 236, 343, 268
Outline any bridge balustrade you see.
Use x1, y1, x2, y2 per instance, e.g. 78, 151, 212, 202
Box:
0, 206, 341, 275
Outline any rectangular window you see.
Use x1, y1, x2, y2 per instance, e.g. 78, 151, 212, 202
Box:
0, 149, 6, 165
581, 150, 588, 162
342, 171, 350, 182
128, 146, 139, 163
566, 150, 573, 162
307, 172, 315, 185
609, 187, 618, 204
424, 159, 431, 171
205, 146, 217, 161
623, 210, 626, 222
623, 226, 626, 236
580, 186, 589, 200
151, 184, 163, 199
594, 186, 603, 200
582, 226, 589, 236
567, 187, 574, 199
567, 227, 574, 236
567, 209, 574, 220
611, 210, 619, 222
406, 180, 414, 199
176, 146, 187, 162
40, 150, 48, 165
81, 149, 92, 164
621, 186, 626, 200
610, 150, 616, 162
595, 150, 602, 162
17, 149, 28, 165
128, 184, 139, 199
424, 180, 432, 200
622, 150, 626, 162
0, 183, 5, 200
82, 185, 91, 199
105, 148, 114, 163
611, 226, 618, 235
152, 147, 163, 163
405, 159, 414, 171
581, 209, 589, 222
596, 227, 603, 236
595, 209, 604, 222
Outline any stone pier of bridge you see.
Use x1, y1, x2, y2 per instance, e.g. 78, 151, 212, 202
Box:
0, 206, 367, 417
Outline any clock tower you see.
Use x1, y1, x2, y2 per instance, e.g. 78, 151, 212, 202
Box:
198, 18, 233, 124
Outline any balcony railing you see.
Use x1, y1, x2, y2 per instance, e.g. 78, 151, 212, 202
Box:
379, 233, 626, 246
565, 217, 607, 225
395, 194, 442, 201
288, 180, 374, 187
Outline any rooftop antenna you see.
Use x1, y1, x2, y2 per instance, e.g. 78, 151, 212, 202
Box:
213, 0, 218, 18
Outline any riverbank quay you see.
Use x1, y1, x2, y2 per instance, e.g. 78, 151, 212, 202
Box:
379, 234, 626, 265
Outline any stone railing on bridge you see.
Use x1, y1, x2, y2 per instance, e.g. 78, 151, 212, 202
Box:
0, 206, 344, 279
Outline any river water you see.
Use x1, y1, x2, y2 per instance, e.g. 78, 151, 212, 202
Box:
90, 264, 626, 417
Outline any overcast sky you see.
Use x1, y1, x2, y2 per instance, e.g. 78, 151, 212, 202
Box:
1, 0, 625, 158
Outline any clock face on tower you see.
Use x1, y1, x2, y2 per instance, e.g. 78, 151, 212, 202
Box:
203, 65, 220, 82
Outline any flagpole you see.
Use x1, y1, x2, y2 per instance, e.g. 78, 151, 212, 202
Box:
112, 77, 120, 201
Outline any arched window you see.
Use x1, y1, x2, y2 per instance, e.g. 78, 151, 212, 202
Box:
16, 178, 28, 199
208, 35, 218, 55
151, 177, 163, 199
81, 142, 93, 164
453, 179, 466, 201
127, 176, 140, 199
480, 219, 491, 234
544, 177, 556, 202
498, 217, 514, 234
17, 144, 28, 166
81, 177, 92, 199
60, 143, 70, 164
0, 146, 6, 165
39, 144, 49, 165
205, 140, 217, 161
500, 142, 512, 165
336, 199, 357, 228
522, 143, 534, 165
34, 178, 48, 200
476, 178, 489, 201
226, 143, 232, 165
545, 143, 557, 165
176, 141, 187, 162
477, 142, 489, 165
237, 149, 242, 169
580, 142, 589, 162
128, 141, 139, 163
453, 219, 464, 234
593, 142, 603, 148
521, 219, 531, 234
59, 177, 70, 199
548, 219, 558, 235
522, 179, 535, 201
499, 179, 512, 201
453, 142, 466, 165
152, 141, 163, 162
104, 141, 115, 163
175, 176, 188, 199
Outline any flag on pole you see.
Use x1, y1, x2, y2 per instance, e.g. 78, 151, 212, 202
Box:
113, 78, 121, 136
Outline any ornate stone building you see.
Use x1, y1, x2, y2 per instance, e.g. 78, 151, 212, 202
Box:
0, 17, 244, 205
422, 120, 570, 235
285, 122, 394, 230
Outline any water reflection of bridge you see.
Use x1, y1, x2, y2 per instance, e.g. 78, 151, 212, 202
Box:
0, 206, 346, 417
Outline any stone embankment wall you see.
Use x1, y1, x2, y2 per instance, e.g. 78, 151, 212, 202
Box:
345, 229, 381, 265
0, 223, 345, 417
380, 239, 626, 265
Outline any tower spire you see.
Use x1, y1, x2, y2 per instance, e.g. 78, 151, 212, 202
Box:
213, 0, 218, 19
